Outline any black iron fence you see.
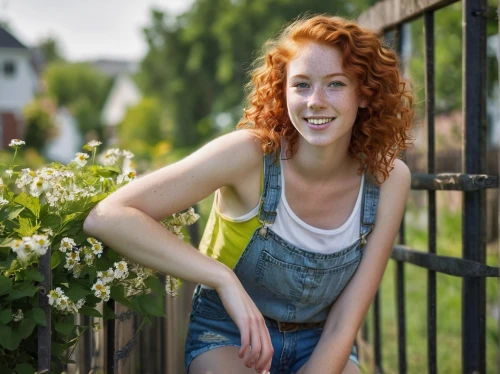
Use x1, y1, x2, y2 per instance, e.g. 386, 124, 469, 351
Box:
358, 0, 499, 373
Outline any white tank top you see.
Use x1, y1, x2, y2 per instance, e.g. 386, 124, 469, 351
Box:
272, 158, 364, 253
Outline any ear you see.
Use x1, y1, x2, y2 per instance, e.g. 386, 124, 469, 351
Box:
359, 97, 368, 109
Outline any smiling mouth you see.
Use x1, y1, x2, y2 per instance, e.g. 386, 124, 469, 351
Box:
305, 118, 335, 125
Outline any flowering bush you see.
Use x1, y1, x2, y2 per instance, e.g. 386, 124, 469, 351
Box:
0, 140, 199, 373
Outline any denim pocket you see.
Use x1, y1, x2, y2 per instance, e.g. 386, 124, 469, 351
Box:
193, 294, 229, 320
255, 250, 361, 305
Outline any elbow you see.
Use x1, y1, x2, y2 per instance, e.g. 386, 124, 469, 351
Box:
83, 203, 107, 237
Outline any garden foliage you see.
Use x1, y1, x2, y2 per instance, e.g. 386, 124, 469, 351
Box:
0, 139, 198, 373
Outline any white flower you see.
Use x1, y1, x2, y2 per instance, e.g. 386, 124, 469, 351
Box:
87, 140, 102, 148
13, 309, 24, 322
48, 287, 64, 305
92, 280, 111, 301
55, 295, 70, 311
41, 228, 54, 237
73, 152, 89, 167
64, 250, 80, 270
39, 168, 59, 180
114, 261, 129, 280
0, 198, 8, 207
30, 177, 50, 197
122, 150, 134, 159
15, 169, 34, 189
11, 239, 30, 262
117, 170, 136, 185
9, 139, 25, 147
59, 237, 76, 253
97, 268, 115, 284
101, 148, 120, 165
87, 237, 103, 258
32, 234, 49, 256
5, 169, 13, 177
76, 298, 86, 309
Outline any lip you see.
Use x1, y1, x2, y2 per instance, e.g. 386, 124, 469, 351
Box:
303, 118, 335, 130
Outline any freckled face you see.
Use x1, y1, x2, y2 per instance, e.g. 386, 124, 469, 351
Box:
286, 42, 366, 149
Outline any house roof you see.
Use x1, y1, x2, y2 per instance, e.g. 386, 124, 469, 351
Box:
0, 26, 27, 49
90, 59, 139, 77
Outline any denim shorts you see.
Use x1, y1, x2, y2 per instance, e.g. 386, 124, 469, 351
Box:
185, 287, 359, 373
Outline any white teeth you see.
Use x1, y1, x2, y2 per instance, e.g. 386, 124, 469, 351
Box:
306, 118, 333, 125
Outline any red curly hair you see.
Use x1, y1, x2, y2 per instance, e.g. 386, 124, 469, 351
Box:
237, 14, 414, 183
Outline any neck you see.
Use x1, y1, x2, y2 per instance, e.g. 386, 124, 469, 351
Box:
284, 136, 356, 182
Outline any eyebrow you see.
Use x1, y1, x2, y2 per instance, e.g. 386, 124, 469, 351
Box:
289, 73, 349, 80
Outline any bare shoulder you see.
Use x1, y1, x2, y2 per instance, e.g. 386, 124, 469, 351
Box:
375, 159, 411, 222
379, 159, 411, 193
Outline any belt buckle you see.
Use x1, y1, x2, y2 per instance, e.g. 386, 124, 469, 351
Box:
278, 321, 300, 333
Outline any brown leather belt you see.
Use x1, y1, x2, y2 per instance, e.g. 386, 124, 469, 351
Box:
265, 317, 325, 333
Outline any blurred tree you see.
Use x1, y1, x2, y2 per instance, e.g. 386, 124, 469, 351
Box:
23, 98, 57, 152
44, 63, 110, 136
138, 0, 374, 148
36, 36, 65, 64
118, 97, 164, 145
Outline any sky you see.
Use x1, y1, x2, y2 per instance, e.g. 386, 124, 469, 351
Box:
1, 0, 194, 62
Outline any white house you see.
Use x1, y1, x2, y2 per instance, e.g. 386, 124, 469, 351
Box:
100, 73, 141, 144
0, 26, 38, 148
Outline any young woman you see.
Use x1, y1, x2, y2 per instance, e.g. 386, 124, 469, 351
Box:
84, 15, 413, 374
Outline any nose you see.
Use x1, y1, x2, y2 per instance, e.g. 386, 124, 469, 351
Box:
307, 87, 327, 110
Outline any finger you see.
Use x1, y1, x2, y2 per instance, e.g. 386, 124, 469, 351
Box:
255, 321, 273, 371
245, 316, 262, 367
239, 323, 251, 359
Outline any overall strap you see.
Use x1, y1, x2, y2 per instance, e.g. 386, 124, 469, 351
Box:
359, 173, 380, 248
258, 152, 281, 226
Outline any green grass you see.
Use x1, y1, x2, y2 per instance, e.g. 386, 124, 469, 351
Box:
361, 191, 498, 373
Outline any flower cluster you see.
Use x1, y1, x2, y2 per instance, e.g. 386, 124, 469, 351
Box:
90, 261, 130, 302
47, 287, 86, 314
162, 207, 200, 240
11, 235, 49, 263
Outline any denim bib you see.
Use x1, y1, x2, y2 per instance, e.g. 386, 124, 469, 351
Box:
232, 153, 380, 323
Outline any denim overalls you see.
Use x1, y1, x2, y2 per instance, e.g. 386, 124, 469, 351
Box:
185, 153, 380, 373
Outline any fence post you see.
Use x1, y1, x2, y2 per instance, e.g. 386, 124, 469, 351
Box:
462, 0, 487, 373
38, 247, 51, 373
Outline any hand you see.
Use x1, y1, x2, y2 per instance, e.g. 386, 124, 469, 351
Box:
216, 275, 273, 373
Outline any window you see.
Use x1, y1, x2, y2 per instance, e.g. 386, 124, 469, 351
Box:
3, 61, 16, 77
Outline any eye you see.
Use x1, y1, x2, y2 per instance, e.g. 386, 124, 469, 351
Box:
293, 82, 309, 88
329, 81, 346, 88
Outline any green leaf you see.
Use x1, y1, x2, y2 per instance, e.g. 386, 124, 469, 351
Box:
0, 236, 16, 248
18, 317, 36, 339
0, 205, 24, 221
79, 307, 102, 318
14, 362, 35, 374
54, 322, 76, 335
110, 285, 131, 308
0, 309, 12, 324
25, 269, 44, 282
145, 276, 165, 296
14, 217, 41, 237
63, 212, 82, 225
50, 250, 62, 269
14, 192, 40, 218
6, 285, 37, 300
32, 308, 47, 326
0, 324, 21, 350
102, 302, 116, 320
65, 283, 93, 302
0, 275, 12, 295
137, 294, 165, 317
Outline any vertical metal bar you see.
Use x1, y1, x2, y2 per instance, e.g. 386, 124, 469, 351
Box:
462, 0, 487, 373
394, 23, 407, 374
497, 1, 500, 370
373, 291, 383, 374
424, 9, 438, 374
106, 299, 116, 373
38, 247, 51, 374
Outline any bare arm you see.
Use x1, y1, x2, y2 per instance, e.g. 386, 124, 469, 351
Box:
299, 159, 411, 374
83, 130, 273, 372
